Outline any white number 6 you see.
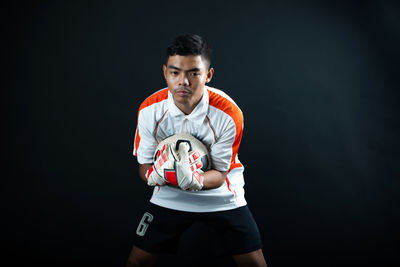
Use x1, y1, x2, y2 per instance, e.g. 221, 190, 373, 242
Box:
136, 212, 154, 237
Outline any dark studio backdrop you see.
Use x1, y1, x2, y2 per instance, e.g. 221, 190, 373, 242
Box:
4, 0, 400, 266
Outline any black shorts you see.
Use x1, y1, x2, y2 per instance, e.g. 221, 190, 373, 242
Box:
133, 203, 263, 255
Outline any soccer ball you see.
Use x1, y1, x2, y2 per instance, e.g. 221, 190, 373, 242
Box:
153, 133, 211, 185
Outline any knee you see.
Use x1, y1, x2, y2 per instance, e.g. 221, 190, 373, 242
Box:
126, 247, 158, 267
233, 249, 267, 267
126, 255, 154, 267
126, 256, 145, 267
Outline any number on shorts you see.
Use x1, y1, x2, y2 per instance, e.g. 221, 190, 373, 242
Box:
136, 212, 154, 237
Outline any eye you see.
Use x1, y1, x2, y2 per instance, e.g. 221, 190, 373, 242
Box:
170, 71, 178, 75
190, 72, 200, 76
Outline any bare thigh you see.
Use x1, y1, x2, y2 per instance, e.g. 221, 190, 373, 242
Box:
126, 246, 159, 267
232, 249, 268, 267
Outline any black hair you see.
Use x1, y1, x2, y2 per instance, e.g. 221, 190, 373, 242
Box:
166, 34, 212, 67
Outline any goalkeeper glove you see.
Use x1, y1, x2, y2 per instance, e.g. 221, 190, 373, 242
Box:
145, 144, 168, 186
174, 142, 204, 191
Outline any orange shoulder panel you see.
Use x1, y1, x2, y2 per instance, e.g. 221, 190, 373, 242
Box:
138, 88, 169, 113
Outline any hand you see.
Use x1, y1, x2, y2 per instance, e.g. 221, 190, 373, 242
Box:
146, 144, 168, 186
174, 142, 204, 191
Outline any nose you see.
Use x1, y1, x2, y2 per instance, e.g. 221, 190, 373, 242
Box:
178, 74, 190, 87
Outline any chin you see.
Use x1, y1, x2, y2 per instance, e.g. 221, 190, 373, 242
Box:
174, 94, 190, 100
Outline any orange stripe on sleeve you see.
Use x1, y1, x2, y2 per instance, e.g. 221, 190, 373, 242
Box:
230, 162, 243, 170
134, 128, 141, 156
133, 88, 169, 157
225, 178, 232, 191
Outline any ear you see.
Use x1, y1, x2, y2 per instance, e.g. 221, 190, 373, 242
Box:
206, 67, 214, 83
162, 65, 167, 79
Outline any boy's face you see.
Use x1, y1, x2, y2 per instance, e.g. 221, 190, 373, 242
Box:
163, 55, 214, 114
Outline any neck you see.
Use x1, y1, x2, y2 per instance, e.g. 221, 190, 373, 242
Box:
176, 102, 195, 115
175, 94, 203, 115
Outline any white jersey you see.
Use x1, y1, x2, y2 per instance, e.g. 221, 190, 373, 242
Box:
133, 86, 247, 212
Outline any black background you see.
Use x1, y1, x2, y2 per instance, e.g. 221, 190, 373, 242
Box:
4, 0, 400, 266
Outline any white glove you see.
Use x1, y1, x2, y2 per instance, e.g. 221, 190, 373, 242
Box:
174, 142, 204, 191
145, 144, 168, 186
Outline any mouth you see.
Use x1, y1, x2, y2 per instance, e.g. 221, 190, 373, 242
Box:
175, 88, 192, 97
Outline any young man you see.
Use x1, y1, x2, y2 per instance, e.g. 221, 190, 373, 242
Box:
127, 34, 267, 267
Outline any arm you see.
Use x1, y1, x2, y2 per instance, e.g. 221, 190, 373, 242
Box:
138, 164, 152, 183
202, 169, 228, 190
